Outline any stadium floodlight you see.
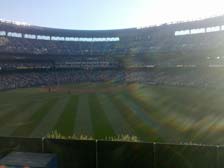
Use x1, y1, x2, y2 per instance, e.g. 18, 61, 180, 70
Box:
24, 34, 36, 39
175, 30, 190, 36
190, 28, 205, 34
7, 32, 22, 38
114, 37, 120, 41
206, 26, 220, 33
74, 37, 79, 41
0, 27, 120, 42
221, 25, 224, 31
0, 31, 6, 36
79, 38, 84, 42
105, 37, 110, 41
83, 38, 90, 42
51, 36, 65, 41
37, 35, 50, 40
65, 37, 76, 41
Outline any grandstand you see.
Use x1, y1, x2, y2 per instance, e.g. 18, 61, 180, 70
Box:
1, 15, 224, 89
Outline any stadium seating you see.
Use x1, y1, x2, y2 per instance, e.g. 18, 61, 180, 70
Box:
1, 15, 224, 90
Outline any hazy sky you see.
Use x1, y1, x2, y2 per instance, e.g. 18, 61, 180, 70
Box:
0, 0, 224, 30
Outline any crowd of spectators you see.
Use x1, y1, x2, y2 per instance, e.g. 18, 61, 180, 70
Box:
0, 62, 53, 70
0, 37, 123, 56
0, 70, 123, 90
124, 69, 217, 87
1, 68, 224, 90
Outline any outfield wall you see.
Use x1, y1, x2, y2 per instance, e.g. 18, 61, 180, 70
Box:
0, 137, 223, 168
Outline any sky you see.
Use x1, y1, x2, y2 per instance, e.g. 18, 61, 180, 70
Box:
0, 0, 224, 30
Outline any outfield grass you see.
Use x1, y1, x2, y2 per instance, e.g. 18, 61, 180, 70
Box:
89, 94, 115, 138
54, 95, 78, 136
1, 83, 224, 144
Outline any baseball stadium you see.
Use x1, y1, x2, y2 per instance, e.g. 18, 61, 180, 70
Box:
1, 1, 224, 167
1, 15, 224, 144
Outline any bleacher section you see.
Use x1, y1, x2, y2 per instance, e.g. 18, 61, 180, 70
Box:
1, 15, 224, 90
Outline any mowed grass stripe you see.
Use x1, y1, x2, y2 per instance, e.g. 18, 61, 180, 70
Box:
0, 103, 17, 114
118, 94, 162, 129
31, 95, 70, 137
0, 102, 32, 136
126, 86, 199, 142
4, 98, 49, 136
0, 96, 50, 136
12, 97, 59, 137
89, 94, 115, 139
97, 93, 134, 135
53, 95, 79, 136
0, 101, 34, 129
109, 94, 159, 142
0, 106, 18, 120
120, 93, 182, 142
0, 93, 46, 125
74, 95, 93, 136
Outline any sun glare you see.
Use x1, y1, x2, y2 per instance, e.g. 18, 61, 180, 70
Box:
135, 0, 224, 27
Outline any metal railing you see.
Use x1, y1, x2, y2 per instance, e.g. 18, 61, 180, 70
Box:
0, 136, 222, 168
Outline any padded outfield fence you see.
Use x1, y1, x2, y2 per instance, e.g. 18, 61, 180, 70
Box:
0, 137, 222, 168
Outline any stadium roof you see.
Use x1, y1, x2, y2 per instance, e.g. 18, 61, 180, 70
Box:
1, 15, 224, 37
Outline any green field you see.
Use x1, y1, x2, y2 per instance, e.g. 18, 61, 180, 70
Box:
1, 83, 224, 144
